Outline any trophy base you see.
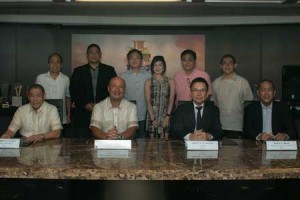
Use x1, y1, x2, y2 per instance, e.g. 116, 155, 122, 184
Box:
12, 96, 22, 107
2, 102, 9, 108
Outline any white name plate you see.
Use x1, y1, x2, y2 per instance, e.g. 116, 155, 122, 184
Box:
0, 149, 20, 157
94, 140, 132, 149
266, 141, 297, 150
185, 141, 219, 150
186, 150, 218, 159
97, 150, 130, 158
266, 151, 297, 160
0, 139, 20, 149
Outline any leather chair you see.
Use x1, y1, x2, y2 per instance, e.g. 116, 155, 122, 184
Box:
45, 99, 63, 123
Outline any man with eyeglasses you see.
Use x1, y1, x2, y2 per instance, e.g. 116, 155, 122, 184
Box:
212, 54, 253, 139
171, 77, 222, 140
244, 79, 295, 141
70, 44, 116, 138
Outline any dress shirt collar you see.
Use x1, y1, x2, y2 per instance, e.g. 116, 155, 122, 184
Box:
193, 101, 204, 109
107, 97, 125, 109
46, 71, 62, 80
88, 63, 100, 70
260, 101, 273, 110
127, 68, 149, 75
29, 101, 46, 114
182, 68, 197, 77
221, 72, 237, 81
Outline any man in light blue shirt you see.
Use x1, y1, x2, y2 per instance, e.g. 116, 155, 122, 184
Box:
244, 79, 295, 140
120, 49, 151, 138
261, 103, 272, 135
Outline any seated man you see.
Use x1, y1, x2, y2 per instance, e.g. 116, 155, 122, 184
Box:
90, 77, 138, 139
171, 77, 222, 140
244, 79, 295, 141
1, 84, 62, 143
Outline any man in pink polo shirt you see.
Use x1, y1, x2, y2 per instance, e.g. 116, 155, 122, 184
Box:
174, 49, 212, 107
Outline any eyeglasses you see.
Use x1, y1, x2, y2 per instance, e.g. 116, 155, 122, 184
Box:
87, 51, 101, 55
191, 88, 208, 93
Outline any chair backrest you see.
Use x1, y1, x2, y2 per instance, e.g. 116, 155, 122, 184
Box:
178, 101, 189, 106
130, 100, 137, 105
45, 99, 63, 123
244, 100, 256, 108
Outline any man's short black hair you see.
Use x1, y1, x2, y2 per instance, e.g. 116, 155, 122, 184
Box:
181, 49, 196, 60
258, 79, 276, 91
220, 54, 236, 64
190, 77, 209, 90
48, 53, 63, 64
127, 49, 143, 60
28, 84, 45, 94
86, 44, 101, 54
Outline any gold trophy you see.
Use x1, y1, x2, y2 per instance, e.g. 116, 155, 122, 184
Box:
132, 40, 151, 71
12, 83, 23, 107
0, 81, 10, 108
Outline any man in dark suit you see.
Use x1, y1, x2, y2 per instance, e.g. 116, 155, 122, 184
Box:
171, 77, 222, 140
244, 79, 295, 141
70, 44, 117, 138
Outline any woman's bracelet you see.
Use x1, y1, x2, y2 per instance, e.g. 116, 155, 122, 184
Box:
166, 113, 171, 117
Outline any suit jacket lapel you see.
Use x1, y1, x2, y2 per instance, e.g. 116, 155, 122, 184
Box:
201, 104, 208, 129
96, 63, 102, 98
201, 102, 212, 131
188, 101, 196, 130
257, 103, 263, 132
85, 65, 93, 95
271, 101, 278, 133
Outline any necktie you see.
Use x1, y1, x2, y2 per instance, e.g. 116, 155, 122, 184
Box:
196, 106, 203, 130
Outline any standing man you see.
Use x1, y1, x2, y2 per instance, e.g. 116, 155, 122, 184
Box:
174, 49, 212, 106
171, 77, 222, 140
212, 54, 254, 138
36, 53, 71, 126
244, 80, 295, 141
1, 84, 61, 143
90, 77, 138, 139
120, 49, 151, 138
70, 44, 117, 138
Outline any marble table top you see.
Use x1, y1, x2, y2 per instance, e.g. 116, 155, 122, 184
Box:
0, 138, 300, 180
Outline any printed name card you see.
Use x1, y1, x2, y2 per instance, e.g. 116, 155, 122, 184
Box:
97, 150, 130, 158
186, 150, 218, 159
185, 141, 219, 150
266, 141, 297, 151
265, 151, 297, 160
94, 140, 132, 149
0, 139, 20, 149
0, 149, 20, 157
